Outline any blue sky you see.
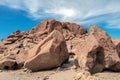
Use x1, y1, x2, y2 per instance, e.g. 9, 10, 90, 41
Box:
0, 0, 120, 41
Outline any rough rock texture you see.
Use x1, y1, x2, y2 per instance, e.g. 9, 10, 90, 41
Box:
0, 59, 16, 70
0, 20, 86, 70
90, 26, 119, 68
75, 34, 104, 73
75, 26, 120, 73
66, 33, 89, 55
0, 53, 17, 70
0, 19, 120, 76
30, 20, 87, 41
30, 20, 87, 54
24, 30, 69, 71
109, 61, 120, 71
112, 39, 120, 57
0, 30, 29, 68
109, 39, 120, 71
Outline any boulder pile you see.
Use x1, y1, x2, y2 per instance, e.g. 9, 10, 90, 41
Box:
0, 20, 119, 74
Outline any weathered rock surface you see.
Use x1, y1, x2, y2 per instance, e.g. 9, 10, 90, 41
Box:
0, 19, 120, 76
31, 20, 87, 54
0, 20, 86, 70
30, 20, 87, 41
90, 26, 119, 68
112, 39, 120, 57
75, 26, 120, 73
75, 34, 104, 73
0, 54, 17, 70
109, 61, 120, 71
109, 39, 120, 71
24, 30, 69, 71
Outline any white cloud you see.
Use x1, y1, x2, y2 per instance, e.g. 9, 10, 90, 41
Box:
23, 0, 40, 14
0, 0, 120, 28
45, 8, 77, 20
0, 0, 23, 9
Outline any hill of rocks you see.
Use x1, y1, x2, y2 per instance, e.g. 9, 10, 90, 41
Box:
0, 20, 120, 79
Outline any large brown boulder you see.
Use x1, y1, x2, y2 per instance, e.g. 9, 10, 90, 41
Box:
75, 26, 119, 73
75, 34, 104, 74
90, 26, 119, 68
24, 30, 69, 71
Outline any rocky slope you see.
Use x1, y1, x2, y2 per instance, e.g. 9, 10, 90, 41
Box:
0, 20, 87, 70
0, 20, 120, 80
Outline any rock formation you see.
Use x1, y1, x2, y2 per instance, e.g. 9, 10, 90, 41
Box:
24, 30, 69, 71
108, 39, 120, 71
90, 26, 119, 68
112, 39, 120, 57
0, 20, 86, 70
0, 20, 119, 75
75, 26, 120, 73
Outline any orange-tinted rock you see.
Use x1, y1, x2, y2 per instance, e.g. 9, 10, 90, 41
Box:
0, 59, 16, 70
75, 26, 119, 73
66, 33, 89, 55
24, 30, 69, 71
0, 53, 17, 70
0, 20, 86, 70
1, 20, 119, 74
112, 39, 120, 57
75, 34, 104, 73
109, 39, 120, 71
90, 26, 119, 68
30, 20, 87, 41
16, 50, 28, 67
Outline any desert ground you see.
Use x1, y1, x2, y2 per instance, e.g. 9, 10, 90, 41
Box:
0, 59, 120, 80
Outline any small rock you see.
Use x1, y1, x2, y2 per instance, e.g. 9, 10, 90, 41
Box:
23, 68, 32, 73
0, 70, 3, 72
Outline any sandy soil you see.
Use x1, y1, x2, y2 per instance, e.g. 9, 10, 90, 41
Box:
93, 71, 120, 80
0, 59, 120, 80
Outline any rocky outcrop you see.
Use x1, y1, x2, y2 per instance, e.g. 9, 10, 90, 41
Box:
29, 20, 87, 54
90, 26, 119, 68
75, 26, 120, 73
0, 20, 86, 70
75, 34, 104, 73
0, 19, 120, 75
0, 53, 17, 70
30, 20, 87, 41
24, 30, 69, 71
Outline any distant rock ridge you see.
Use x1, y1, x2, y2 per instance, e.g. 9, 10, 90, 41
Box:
0, 20, 120, 74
